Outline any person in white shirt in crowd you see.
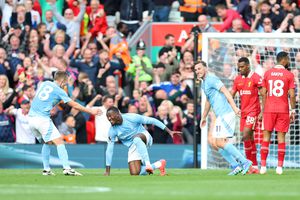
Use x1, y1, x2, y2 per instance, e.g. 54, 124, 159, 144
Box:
6, 99, 36, 144
87, 94, 114, 142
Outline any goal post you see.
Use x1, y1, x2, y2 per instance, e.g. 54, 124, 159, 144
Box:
201, 33, 300, 170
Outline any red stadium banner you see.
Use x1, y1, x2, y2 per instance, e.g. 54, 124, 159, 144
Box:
151, 23, 222, 47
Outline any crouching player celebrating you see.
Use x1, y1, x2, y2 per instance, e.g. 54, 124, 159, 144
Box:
104, 107, 181, 176
232, 57, 263, 174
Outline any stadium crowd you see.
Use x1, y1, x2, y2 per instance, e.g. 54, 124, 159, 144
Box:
0, 0, 299, 145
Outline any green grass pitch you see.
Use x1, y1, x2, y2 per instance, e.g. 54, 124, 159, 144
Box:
0, 169, 300, 200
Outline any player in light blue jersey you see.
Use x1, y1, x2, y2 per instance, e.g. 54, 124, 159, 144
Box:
28, 71, 101, 176
195, 61, 252, 175
104, 107, 181, 176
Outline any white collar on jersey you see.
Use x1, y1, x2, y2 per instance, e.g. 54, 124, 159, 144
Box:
274, 65, 285, 69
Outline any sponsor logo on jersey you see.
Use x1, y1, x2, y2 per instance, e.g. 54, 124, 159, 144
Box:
239, 90, 251, 95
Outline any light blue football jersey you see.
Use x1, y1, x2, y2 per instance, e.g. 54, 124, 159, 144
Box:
202, 73, 233, 117
108, 113, 166, 147
29, 81, 71, 118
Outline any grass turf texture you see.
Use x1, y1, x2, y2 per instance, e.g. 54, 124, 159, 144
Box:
0, 169, 300, 200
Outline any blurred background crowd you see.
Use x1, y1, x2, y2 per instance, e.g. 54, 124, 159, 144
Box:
0, 0, 299, 145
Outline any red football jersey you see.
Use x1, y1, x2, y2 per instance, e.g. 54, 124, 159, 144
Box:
262, 65, 295, 113
233, 71, 262, 116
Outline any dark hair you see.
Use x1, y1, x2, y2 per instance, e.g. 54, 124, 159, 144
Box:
63, 114, 74, 122
194, 60, 207, 68
102, 95, 114, 104
215, 4, 227, 10
238, 57, 250, 65
106, 106, 120, 116
171, 70, 181, 76
117, 22, 126, 31
276, 51, 289, 63
165, 34, 174, 40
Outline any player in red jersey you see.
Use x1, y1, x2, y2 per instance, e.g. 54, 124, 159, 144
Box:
260, 51, 296, 175
232, 57, 263, 174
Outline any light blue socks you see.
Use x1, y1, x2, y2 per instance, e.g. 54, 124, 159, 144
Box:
42, 144, 51, 170
56, 144, 71, 169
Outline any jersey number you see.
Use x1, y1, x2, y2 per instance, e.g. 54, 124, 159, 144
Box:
38, 86, 53, 101
268, 80, 284, 97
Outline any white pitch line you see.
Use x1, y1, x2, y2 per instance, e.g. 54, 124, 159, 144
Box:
0, 184, 111, 194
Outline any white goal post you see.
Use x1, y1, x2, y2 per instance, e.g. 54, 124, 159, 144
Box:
201, 33, 300, 169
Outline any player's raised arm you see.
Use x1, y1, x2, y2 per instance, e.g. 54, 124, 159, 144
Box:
220, 86, 240, 116
67, 100, 102, 116
129, 113, 182, 137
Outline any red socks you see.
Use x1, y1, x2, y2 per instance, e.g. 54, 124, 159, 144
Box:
244, 140, 258, 166
244, 140, 252, 161
278, 143, 286, 167
251, 140, 258, 166
260, 141, 270, 167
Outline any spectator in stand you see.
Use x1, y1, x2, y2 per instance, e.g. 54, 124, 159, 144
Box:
290, 15, 300, 32
153, 104, 173, 143
49, 0, 85, 47
250, 0, 284, 31
0, 0, 14, 29
0, 49, 14, 81
119, 0, 153, 36
109, 22, 131, 69
197, 14, 217, 32
66, 0, 89, 38
149, 71, 191, 98
142, 48, 179, 83
235, 0, 252, 26
281, 0, 300, 16
39, 0, 64, 22
58, 114, 77, 144
127, 40, 153, 83
43, 33, 76, 69
11, 3, 32, 28
215, 4, 250, 32
70, 48, 99, 85
0, 74, 16, 109
6, 100, 35, 144
182, 100, 195, 144
169, 105, 184, 144
25, 0, 41, 28
0, 102, 15, 143
44, 10, 57, 34
179, 0, 205, 22
163, 34, 181, 57
88, 95, 114, 143
228, 18, 249, 32
153, 0, 174, 22
137, 95, 153, 117
18, 84, 35, 104
86, 0, 108, 38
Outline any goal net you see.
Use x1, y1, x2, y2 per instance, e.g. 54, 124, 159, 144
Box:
200, 33, 300, 169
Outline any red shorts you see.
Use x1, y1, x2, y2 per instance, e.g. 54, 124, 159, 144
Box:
263, 113, 290, 133
240, 113, 258, 132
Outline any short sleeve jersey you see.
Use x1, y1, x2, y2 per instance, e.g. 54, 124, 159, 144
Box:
262, 65, 295, 113
202, 73, 233, 117
232, 71, 262, 116
29, 81, 72, 117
